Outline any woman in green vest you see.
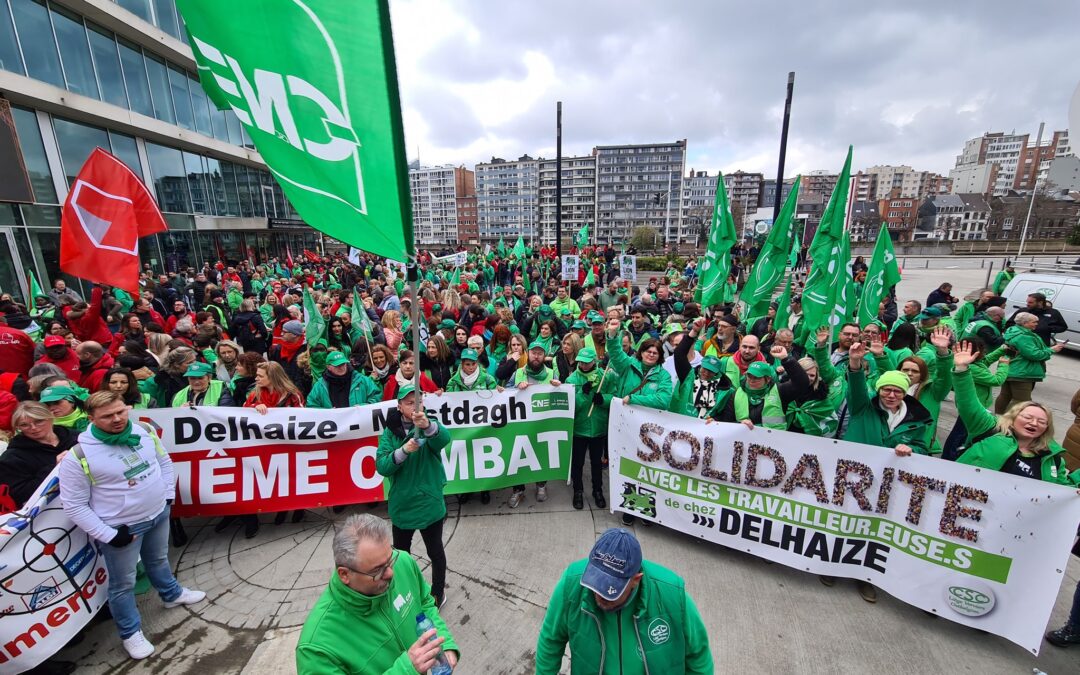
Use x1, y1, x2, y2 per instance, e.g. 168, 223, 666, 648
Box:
953, 342, 1078, 486
101, 367, 153, 409
171, 362, 235, 407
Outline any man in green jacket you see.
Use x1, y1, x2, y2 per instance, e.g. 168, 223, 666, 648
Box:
536, 528, 713, 674
171, 362, 234, 407
565, 347, 611, 510
296, 513, 459, 674
307, 351, 382, 408
375, 384, 452, 607
995, 313, 1063, 413
992, 263, 1015, 295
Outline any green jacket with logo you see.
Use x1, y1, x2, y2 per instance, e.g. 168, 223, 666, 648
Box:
1003, 324, 1053, 381
967, 346, 1010, 409
607, 331, 674, 411
307, 370, 382, 408
375, 411, 452, 530
953, 368, 1079, 486
566, 366, 613, 438
842, 368, 933, 454
535, 559, 713, 675
296, 555, 459, 675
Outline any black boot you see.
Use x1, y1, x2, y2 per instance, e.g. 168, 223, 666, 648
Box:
274, 511, 287, 526
572, 491, 584, 510
170, 518, 188, 547
1046, 623, 1080, 647
291, 510, 304, 523
331, 505, 346, 514
243, 515, 260, 539
213, 515, 237, 533
593, 491, 606, 509
480, 491, 491, 504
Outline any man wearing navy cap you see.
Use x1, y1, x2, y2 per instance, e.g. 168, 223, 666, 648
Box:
536, 528, 712, 674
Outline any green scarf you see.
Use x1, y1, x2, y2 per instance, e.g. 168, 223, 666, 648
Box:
740, 381, 768, 407
90, 420, 141, 447
53, 408, 89, 433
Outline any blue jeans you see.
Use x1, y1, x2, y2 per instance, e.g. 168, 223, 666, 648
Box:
100, 505, 182, 639
1070, 578, 1080, 628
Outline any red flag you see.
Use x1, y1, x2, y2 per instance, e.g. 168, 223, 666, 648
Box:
303, 249, 321, 263
60, 148, 167, 293
286, 246, 295, 270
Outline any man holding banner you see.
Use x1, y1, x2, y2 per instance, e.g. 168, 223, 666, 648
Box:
58, 391, 206, 660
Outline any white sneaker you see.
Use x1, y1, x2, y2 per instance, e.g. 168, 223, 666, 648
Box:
122, 631, 155, 659
536, 486, 548, 502
163, 587, 206, 608
508, 491, 524, 509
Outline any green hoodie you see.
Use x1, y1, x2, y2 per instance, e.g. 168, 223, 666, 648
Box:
566, 365, 612, 438
375, 411, 452, 530
536, 559, 713, 675
296, 555, 459, 674
1003, 324, 1053, 381
307, 369, 382, 408
953, 368, 1079, 486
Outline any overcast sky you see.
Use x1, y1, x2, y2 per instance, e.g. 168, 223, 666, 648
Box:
389, 0, 1079, 178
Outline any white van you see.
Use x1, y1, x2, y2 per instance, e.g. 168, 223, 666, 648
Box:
1000, 272, 1080, 348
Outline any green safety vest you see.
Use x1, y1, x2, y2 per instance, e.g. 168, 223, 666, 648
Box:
784, 378, 845, 437
734, 385, 786, 429
960, 318, 999, 342
171, 380, 226, 407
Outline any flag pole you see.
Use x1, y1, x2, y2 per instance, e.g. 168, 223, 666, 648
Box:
773, 72, 795, 221
555, 101, 563, 259
408, 249, 422, 438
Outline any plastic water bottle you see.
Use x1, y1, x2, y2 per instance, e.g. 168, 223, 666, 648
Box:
415, 613, 452, 675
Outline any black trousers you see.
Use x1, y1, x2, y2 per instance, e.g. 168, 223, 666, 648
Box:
393, 519, 446, 602
572, 436, 605, 493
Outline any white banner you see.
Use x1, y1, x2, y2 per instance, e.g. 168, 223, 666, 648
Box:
0, 469, 110, 674
608, 400, 1080, 654
619, 254, 637, 280
434, 251, 467, 268
561, 255, 580, 281
348, 247, 361, 265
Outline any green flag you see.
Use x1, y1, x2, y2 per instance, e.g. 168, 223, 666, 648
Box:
450, 267, 461, 286
830, 234, 856, 339
576, 224, 589, 249
584, 265, 595, 287
739, 175, 802, 323
857, 223, 902, 330
512, 235, 527, 258
497, 237, 506, 255
352, 289, 374, 341
303, 288, 328, 347
799, 147, 853, 340
177, 0, 414, 261
26, 270, 44, 303
697, 173, 738, 308
772, 274, 795, 336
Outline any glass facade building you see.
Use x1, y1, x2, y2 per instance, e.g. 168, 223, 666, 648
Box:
0, 0, 321, 303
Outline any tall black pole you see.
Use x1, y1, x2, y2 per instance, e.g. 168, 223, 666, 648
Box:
773, 72, 795, 221
555, 101, 563, 259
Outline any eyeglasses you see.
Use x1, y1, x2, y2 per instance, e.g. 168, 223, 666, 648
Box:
343, 549, 399, 581
1017, 413, 1048, 427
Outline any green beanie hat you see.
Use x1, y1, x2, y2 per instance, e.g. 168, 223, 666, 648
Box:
875, 370, 910, 392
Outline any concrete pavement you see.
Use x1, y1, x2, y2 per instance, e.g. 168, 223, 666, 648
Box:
56, 259, 1080, 674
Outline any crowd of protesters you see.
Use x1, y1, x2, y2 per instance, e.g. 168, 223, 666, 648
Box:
1, 242, 1080, 662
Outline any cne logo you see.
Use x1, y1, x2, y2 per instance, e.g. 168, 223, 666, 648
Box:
943, 583, 996, 618
647, 617, 671, 645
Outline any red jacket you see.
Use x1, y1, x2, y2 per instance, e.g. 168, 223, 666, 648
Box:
62, 287, 113, 348
37, 348, 82, 381
164, 312, 196, 334
0, 325, 35, 378
382, 374, 438, 401
78, 352, 115, 392
0, 389, 15, 433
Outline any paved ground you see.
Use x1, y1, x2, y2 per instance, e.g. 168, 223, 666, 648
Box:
55, 257, 1080, 674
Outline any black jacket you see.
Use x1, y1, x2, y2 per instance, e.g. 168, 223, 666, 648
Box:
1007, 307, 1068, 345
0, 426, 78, 509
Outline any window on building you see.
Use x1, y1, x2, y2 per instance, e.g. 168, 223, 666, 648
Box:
203, 156, 227, 215
144, 53, 175, 124
107, 130, 141, 175
11, 106, 57, 203
53, 116, 110, 187
151, 0, 180, 39
11, 0, 64, 88
167, 63, 194, 130
51, 5, 98, 99
0, 0, 25, 75
219, 160, 240, 216
117, 0, 151, 22
87, 24, 127, 109
116, 37, 153, 117
188, 73, 213, 137
145, 141, 190, 212
183, 151, 209, 214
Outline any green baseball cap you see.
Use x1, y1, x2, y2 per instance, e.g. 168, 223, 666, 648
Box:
528, 339, 548, 351
700, 356, 723, 373
538, 305, 554, 317
396, 383, 417, 400
587, 311, 605, 324
326, 351, 349, 367
576, 347, 597, 364
571, 319, 587, 330
184, 362, 214, 378
746, 362, 775, 379
439, 319, 457, 330
39, 385, 86, 403
460, 348, 479, 361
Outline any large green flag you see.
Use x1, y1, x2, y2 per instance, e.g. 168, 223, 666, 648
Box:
302, 288, 328, 347
697, 173, 738, 308
26, 270, 44, 302
497, 237, 506, 255
739, 175, 802, 323
177, 0, 414, 261
857, 223, 902, 330
576, 224, 589, 249
512, 235, 527, 257
830, 234, 856, 338
772, 274, 795, 335
799, 147, 852, 340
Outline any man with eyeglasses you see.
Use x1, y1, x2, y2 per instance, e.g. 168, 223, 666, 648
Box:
296, 513, 460, 674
